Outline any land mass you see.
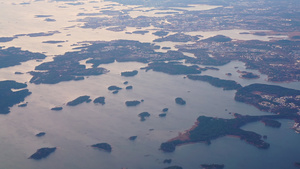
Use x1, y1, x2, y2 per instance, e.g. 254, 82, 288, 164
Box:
235, 83, 300, 115
160, 113, 299, 152
67, 95, 91, 106
0, 47, 46, 69
30, 40, 187, 84
0, 80, 31, 114
125, 100, 141, 107
91, 143, 112, 152
187, 75, 242, 90
94, 97, 105, 105
121, 70, 138, 77
144, 62, 201, 75
29, 147, 56, 160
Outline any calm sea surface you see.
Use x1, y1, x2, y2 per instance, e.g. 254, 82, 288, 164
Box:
0, 1, 299, 169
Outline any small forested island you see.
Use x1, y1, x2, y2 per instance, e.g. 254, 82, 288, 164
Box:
129, 136, 137, 141
0, 47, 46, 69
144, 62, 201, 75
108, 85, 122, 91
29, 147, 56, 160
14, 72, 23, 75
93, 97, 105, 105
160, 113, 299, 152
132, 30, 149, 35
138, 112, 150, 121
159, 113, 167, 117
153, 33, 199, 42
152, 31, 169, 37
91, 143, 112, 152
35, 132, 46, 137
125, 100, 141, 107
187, 75, 242, 90
121, 70, 138, 77
175, 97, 186, 105
66, 95, 91, 106
42, 40, 65, 44
237, 70, 260, 79
200, 164, 225, 169
126, 86, 133, 90
51, 107, 63, 111
0, 80, 32, 114
235, 83, 300, 115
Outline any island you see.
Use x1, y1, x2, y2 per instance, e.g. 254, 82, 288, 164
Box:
108, 85, 122, 91
175, 97, 186, 105
295, 162, 300, 168
91, 143, 112, 152
200, 164, 225, 169
126, 86, 133, 90
35, 132, 46, 137
144, 62, 201, 75
152, 31, 169, 37
154, 33, 199, 42
187, 75, 242, 90
132, 30, 149, 35
112, 90, 119, 94
51, 107, 63, 111
160, 113, 299, 152
125, 100, 141, 107
42, 40, 65, 44
29, 147, 56, 160
93, 97, 105, 105
129, 136, 137, 141
66, 95, 91, 106
162, 108, 169, 112
0, 80, 32, 114
159, 113, 167, 117
138, 112, 150, 121
121, 70, 138, 77
237, 70, 260, 79
14, 72, 23, 75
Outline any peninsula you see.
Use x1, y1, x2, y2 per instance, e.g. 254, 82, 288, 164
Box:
0, 80, 31, 114
160, 113, 299, 152
187, 75, 242, 90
